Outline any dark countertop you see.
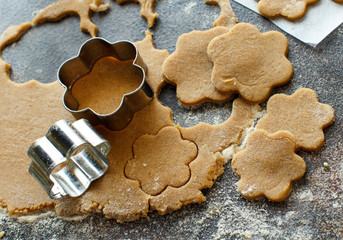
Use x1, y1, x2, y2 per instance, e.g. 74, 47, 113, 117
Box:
0, 0, 342, 239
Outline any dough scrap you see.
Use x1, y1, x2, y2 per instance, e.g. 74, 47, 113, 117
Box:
0, 22, 32, 55
205, 0, 238, 28
71, 57, 142, 115
116, 0, 158, 28
180, 98, 258, 153
88, 0, 110, 12
125, 126, 198, 196
162, 27, 234, 106
135, 30, 169, 95
256, 88, 335, 151
0, 22, 32, 83
32, 0, 109, 37
257, 0, 319, 21
207, 23, 293, 103
232, 130, 306, 201
0, 22, 256, 222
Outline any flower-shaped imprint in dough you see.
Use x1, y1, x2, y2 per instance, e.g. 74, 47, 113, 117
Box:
162, 27, 234, 106
256, 88, 335, 151
232, 130, 306, 201
207, 23, 293, 103
125, 126, 198, 196
257, 0, 319, 21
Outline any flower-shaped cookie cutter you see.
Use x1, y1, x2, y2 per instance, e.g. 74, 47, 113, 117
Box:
58, 38, 153, 131
28, 119, 111, 199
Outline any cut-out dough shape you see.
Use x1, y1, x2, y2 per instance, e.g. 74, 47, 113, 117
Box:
257, 0, 319, 21
33, 0, 109, 37
162, 27, 234, 106
0, 22, 256, 222
205, 0, 237, 28
207, 23, 293, 103
256, 88, 335, 151
232, 130, 306, 201
125, 126, 198, 196
162, 0, 238, 106
116, 0, 158, 28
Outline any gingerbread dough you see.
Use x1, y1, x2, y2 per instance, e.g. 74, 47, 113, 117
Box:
256, 88, 335, 151
257, 0, 319, 21
232, 130, 306, 201
72, 57, 142, 115
207, 23, 293, 103
116, 0, 158, 28
0, 20, 256, 222
162, 27, 234, 106
33, 0, 109, 37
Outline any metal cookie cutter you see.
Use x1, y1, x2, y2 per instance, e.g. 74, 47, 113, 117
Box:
28, 119, 110, 199
58, 38, 153, 131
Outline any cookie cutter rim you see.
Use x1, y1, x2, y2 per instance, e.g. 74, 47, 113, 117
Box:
58, 37, 153, 131
28, 119, 111, 200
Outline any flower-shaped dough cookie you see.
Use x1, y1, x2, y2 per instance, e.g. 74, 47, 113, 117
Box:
256, 88, 335, 151
258, 0, 319, 21
207, 23, 293, 103
162, 27, 233, 106
232, 130, 306, 201
125, 126, 198, 196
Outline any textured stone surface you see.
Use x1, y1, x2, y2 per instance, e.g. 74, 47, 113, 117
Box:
0, 0, 342, 239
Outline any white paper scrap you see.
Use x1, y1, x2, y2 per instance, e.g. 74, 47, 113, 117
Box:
234, 0, 343, 47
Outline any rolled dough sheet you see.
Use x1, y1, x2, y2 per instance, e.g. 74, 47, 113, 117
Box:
0, 21, 256, 222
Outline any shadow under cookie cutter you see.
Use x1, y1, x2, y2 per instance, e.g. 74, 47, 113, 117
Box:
28, 119, 111, 199
58, 38, 153, 131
